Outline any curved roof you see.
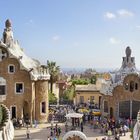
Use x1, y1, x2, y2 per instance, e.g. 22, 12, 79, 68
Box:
101, 47, 140, 95
0, 27, 50, 81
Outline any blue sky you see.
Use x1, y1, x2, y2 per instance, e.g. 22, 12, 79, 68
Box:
1, 0, 140, 69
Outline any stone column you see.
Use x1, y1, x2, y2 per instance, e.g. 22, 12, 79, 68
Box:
35, 80, 49, 123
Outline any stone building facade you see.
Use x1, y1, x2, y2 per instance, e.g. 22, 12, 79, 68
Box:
75, 84, 102, 108
0, 20, 50, 123
101, 47, 140, 120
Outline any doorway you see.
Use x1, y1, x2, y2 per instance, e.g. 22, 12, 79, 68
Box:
11, 106, 16, 119
23, 101, 29, 120
110, 107, 113, 119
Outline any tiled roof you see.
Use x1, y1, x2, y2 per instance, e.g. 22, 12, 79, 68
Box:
75, 84, 100, 92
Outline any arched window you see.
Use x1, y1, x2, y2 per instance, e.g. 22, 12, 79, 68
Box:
130, 81, 134, 92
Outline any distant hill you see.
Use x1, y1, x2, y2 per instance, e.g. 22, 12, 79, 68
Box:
61, 67, 116, 74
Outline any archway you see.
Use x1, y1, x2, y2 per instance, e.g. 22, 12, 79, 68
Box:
119, 101, 130, 119
119, 100, 140, 119
132, 101, 140, 119
11, 106, 16, 119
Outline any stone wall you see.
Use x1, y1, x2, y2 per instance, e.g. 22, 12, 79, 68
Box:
102, 74, 140, 119
75, 91, 102, 106
0, 57, 32, 119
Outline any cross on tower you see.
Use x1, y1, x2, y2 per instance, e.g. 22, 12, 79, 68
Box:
0, 48, 7, 61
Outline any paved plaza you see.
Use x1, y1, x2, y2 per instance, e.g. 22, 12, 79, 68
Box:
14, 123, 132, 140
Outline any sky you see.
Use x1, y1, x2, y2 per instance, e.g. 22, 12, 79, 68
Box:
0, 0, 140, 69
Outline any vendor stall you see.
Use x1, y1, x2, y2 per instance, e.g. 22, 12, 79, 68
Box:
65, 113, 83, 129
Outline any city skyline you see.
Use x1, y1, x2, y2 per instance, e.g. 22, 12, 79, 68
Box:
1, 0, 140, 69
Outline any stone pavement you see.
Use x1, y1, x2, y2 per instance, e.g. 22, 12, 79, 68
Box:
14, 123, 132, 140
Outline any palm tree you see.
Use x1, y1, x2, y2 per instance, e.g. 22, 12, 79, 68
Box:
46, 60, 60, 93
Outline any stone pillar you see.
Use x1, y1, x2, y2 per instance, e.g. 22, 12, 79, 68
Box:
35, 80, 49, 123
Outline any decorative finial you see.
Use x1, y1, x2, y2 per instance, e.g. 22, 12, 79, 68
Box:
5, 19, 12, 28
125, 46, 131, 58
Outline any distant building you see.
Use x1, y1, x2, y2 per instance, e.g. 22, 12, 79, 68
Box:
75, 82, 103, 108
0, 20, 50, 123
101, 47, 140, 120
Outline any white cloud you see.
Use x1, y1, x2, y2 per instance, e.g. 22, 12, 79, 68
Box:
104, 12, 116, 19
117, 9, 134, 17
104, 9, 134, 20
109, 37, 121, 45
52, 35, 60, 41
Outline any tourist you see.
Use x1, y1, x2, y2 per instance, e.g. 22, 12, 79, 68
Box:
122, 125, 126, 136
119, 126, 123, 136
12, 118, 17, 128
53, 127, 56, 136
26, 127, 30, 139
19, 118, 23, 128
50, 127, 53, 137
55, 124, 58, 133
34, 120, 38, 128
90, 120, 93, 129
107, 128, 112, 138
81, 122, 83, 132
53, 136, 57, 140
65, 122, 68, 132
58, 127, 61, 137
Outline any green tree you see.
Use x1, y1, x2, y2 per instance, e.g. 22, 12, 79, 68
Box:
71, 79, 89, 85
46, 60, 60, 93
90, 75, 97, 84
49, 91, 57, 104
62, 86, 75, 104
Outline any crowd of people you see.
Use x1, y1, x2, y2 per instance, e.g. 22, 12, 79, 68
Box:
86, 116, 133, 140
12, 105, 135, 140
47, 124, 62, 140
12, 113, 30, 129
